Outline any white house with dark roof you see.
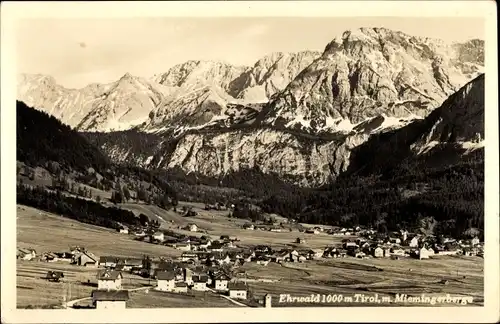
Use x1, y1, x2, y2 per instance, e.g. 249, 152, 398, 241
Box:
97, 270, 123, 290
213, 273, 230, 291
192, 275, 208, 291
156, 271, 176, 292
174, 282, 188, 293
99, 256, 119, 268
91, 290, 129, 309
228, 282, 248, 300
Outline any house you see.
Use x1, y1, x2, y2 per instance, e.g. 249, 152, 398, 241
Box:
192, 275, 209, 291
152, 231, 165, 242
41, 252, 58, 262
134, 231, 146, 237
122, 258, 142, 271
119, 227, 129, 234
419, 247, 431, 259
243, 223, 254, 230
256, 257, 271, 266
99, 256, 119, 268
295, 238, 305, 244
471, 236, 480, 246
400, 230, 409, 242
373, 247, 384, 258
184, 268, 194, 285
97, 270, 123, 290
305, 228, 320, 235
228, 282, 248, 300
188, 224, 198, 232
17, 248, 36, 261
391, 247, 406, 257
156, 271, 176, 291
389, 237, 402, 245
181, 253, 199, 263
408, 236, 420, 248
207, 241, 223, 252
91, 290, 129, 309
46, 271, 64, 282
74, 251, 98, 267
213, 273, 230, 291
173, 282, 188, 293
344, 241, 358, 249
355, 251, 367, 258
462, 247, 477, 257
175, 243, 192, 252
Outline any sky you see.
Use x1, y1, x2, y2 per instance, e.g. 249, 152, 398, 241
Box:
16, 17, 485, 89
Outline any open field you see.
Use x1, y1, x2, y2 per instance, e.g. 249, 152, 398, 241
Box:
119, 200, 350, 250
126, 290, 241, 308
17, 205, 182, 259
239, 256, 483, 307
16, 260, 154, 308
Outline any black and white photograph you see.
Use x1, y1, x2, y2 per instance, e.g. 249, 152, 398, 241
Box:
1, 1, 498, 323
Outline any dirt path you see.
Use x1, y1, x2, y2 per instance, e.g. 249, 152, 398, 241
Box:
206, 288, 248, 307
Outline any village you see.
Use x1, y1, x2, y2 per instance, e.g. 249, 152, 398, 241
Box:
17, 202, 484, 309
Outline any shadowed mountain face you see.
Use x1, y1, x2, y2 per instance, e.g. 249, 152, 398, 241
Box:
344, 73, 484, 178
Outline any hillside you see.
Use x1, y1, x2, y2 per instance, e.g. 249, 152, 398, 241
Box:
16, 101, 179, 231
16, 100, 110, 172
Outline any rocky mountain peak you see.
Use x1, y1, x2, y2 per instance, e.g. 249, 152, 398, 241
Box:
261, 28, 484, 134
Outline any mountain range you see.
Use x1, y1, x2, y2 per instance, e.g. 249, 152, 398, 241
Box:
17, 27, 485, 187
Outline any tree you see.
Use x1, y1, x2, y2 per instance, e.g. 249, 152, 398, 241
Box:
139, 214, 149, 226
123, 186, 131, 202
419, 216, 437, 237
111, 190, 123, 204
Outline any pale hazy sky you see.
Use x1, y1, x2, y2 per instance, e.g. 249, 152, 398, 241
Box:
16, 17, 484, 88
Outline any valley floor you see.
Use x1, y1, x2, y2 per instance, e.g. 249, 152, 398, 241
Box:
15, 204, 483, 308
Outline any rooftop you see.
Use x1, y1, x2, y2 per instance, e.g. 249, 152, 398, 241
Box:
92, 290, 129, 301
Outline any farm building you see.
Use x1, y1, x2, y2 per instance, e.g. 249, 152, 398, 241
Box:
242, 223, 254, 230
118, 227, 129, 234
152, 231, 165, 242
76, 251, 98, 267
228, 282, 248, 300
156, 271, 175, 292
97, 270, 123, 290
46, 271, 64, 282
99, 256, 119, 268
91, 290, 129, 309
188, 224, 198, 232
17, 248, 36, 261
